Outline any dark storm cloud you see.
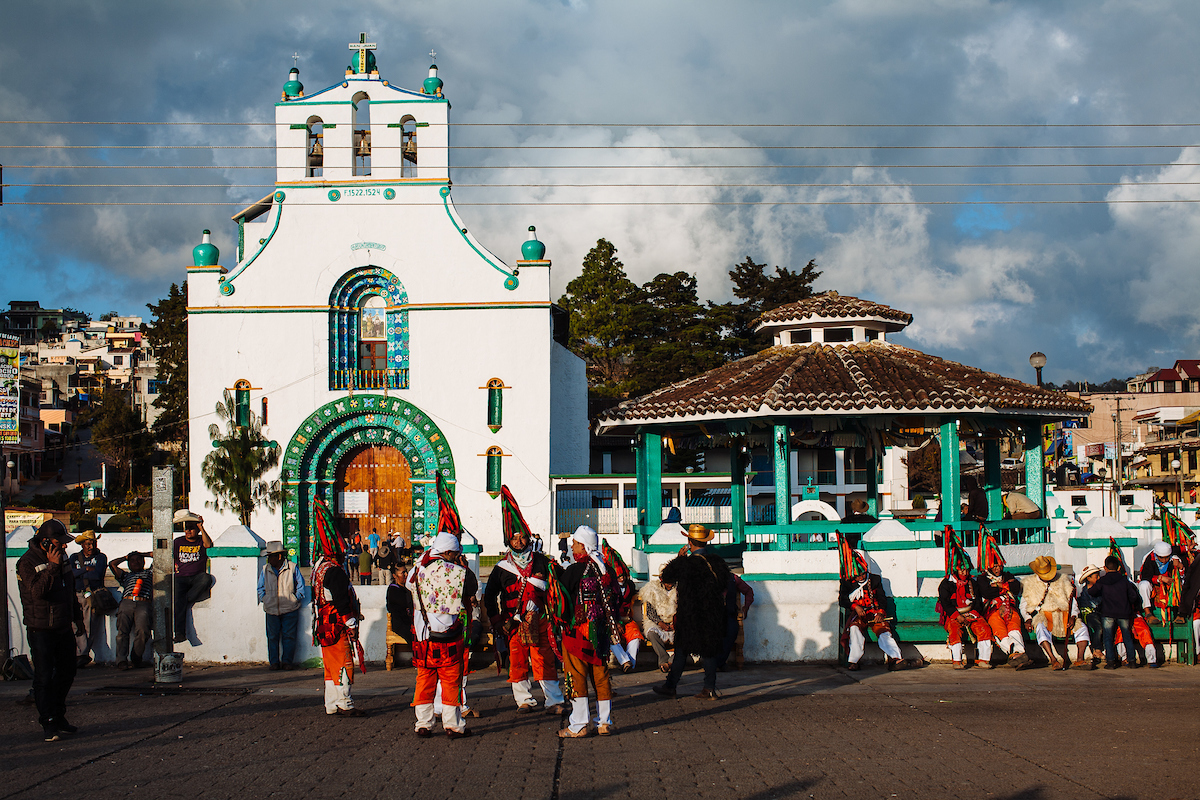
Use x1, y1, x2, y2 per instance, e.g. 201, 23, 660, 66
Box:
2, 0, 1199, 384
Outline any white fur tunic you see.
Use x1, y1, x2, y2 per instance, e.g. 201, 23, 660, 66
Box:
1019, 574, 1078, 638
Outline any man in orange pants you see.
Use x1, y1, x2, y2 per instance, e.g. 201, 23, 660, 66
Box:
408, 532, 478, 737
483, 523, 564, 713
976, 551, 1032, 669
938, 563, 995, 669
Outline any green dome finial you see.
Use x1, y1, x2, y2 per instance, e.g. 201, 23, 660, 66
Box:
423, 64, 444, 96
521, 225, 545, 261
193, 229, 219, 267
282, 67, 304, 99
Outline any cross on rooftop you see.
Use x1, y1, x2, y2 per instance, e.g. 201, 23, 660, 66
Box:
348, 32, 377, 74
292, 52, 299, 68
429, 49, 437, 62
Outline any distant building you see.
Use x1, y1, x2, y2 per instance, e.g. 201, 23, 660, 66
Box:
1, 301, 88, 344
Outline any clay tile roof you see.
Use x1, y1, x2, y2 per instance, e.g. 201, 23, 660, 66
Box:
595, 342, 1092, 430
753, 291, 913, 329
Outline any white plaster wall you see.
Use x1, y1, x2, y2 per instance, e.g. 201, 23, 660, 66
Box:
742, 580, 840, 661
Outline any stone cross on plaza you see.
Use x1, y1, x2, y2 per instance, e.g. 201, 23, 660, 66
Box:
349, 33, 377, 74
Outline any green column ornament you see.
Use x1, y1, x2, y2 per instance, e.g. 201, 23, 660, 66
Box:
482, 378, 509, 432
484, 446, 505, 498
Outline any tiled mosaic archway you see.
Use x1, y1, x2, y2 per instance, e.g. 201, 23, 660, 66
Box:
280, 394, 454, 563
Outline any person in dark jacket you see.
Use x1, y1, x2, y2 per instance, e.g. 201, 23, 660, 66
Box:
652, 524, 731, 700
1088, 555, 1143, 669
16, 519, 84, 742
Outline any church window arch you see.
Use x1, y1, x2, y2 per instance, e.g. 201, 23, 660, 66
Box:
352, 92, 371, 176
400, 115, 417, 178
329, 267, 409, 390
306, 116, 324, 177
233, 378, 252, 428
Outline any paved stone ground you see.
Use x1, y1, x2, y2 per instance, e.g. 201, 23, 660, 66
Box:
2, 659, 1199, 799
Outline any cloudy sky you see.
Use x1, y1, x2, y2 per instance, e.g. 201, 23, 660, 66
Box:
2, 0, 1199, 385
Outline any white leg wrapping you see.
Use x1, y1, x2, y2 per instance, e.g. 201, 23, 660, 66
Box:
610, 641, 631, 666
512, 679, 535, 707
325, 673, 353, 713
1072, 624, 1090, 645
877, 631, 902, 660
848, 625, 866, 664
540, 679, 564, 706
324, 680, 339, 714
1117, 642, 1127, 660
414, 703, 435, 730
950, 642, 963, 662
1193, 618, 1200, 653
1138, 581, 1153, 611
596, 699, 612, 726
568, 697, 590, 733
442, 701, 464, 732
1034, 622, 1053, 646
626, 639, 641, 664
1145, 644, 1157, 665
977, 639, 993, 662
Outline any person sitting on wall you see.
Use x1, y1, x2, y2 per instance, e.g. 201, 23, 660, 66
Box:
963, 476, 990, 523
171, 510, 214, 644
1020, 556, 1092, 670
1137, 540, 1185, 624
936, 543, 995, 669
839, 554, 919, 671
974, 540, 1032, 670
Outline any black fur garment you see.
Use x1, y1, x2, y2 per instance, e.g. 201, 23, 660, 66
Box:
660, 552, 731, 657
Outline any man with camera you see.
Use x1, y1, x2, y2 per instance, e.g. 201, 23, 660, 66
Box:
16, 519, 84, 742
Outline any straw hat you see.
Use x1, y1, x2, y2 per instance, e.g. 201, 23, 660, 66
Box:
1029, 555, 1058, 581
173, 509, 202, 524
686, 523, 714, 543
74, 530, 100, 544
1079, 564, 1102, 582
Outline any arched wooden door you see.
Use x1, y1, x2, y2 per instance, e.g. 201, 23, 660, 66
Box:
334, 444, 414, 547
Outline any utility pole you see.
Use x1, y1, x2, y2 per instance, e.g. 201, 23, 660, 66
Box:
151, 466, 175, 677
1114, 397, 1123, 522
0, 444, 8, 657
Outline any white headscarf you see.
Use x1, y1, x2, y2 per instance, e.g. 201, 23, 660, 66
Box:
431, 532, 462, 556
569, 525, 606, 573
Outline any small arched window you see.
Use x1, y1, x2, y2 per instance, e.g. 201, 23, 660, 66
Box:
400, 115, 417, 178
352, 92, 371, 176
329, 267, 409, 391
233, 378, 252, 428
306, 116, 324, 177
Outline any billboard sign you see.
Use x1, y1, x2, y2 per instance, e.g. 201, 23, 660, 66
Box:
0, 333, 18, 444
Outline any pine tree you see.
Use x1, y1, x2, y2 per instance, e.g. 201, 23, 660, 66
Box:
627, 271, 725, 397
201, 390, 283, 528
144, 283, 188, 450
91, 388, 153, 494
557, 239, 645, 397
717, 256, 822, 358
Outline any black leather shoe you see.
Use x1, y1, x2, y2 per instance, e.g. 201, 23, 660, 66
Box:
652, 684, 677, 698
43, 727, 60, 743
52, 718, 78, 734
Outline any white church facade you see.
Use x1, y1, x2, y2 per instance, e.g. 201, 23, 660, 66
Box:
186, 39, 588, 561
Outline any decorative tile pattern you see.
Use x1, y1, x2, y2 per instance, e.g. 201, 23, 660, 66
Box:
280, 394, 455, 562
329, 267, 410, 390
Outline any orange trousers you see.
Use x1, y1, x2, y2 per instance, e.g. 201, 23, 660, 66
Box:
561, 646, 611, 702
1115, 616, 1154, 648
321, 635, 354, 684
945, 612, 993, 645
508, 620, 559, 683
986, 608, 1022, 640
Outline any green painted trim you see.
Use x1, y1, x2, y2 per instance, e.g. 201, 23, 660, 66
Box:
187, 302, 554, 315
415, 122, 430, 127
274, 180, 449, 189
632, 571, 649, 581
439, 186, 515, 284
221, 191, 285, 295
209, 546, 263, 557
1068, 537, 1138, 547
551, 473, 732, 480
741, 573, 839, 582
7, 548, 29, 558
289, 123, 307, 130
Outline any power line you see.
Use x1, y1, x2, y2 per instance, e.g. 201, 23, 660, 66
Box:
6, 162, 1200, 170
4, 199, 1199, 207
2, 143, 1199, 150
4, 120, 1200, 128
11, 181, 1200, 189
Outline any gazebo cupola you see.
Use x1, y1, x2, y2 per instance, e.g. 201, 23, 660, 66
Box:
755, 291, 913, 346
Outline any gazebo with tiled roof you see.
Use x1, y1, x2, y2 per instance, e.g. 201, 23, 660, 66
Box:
595, 291, 1092, 558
